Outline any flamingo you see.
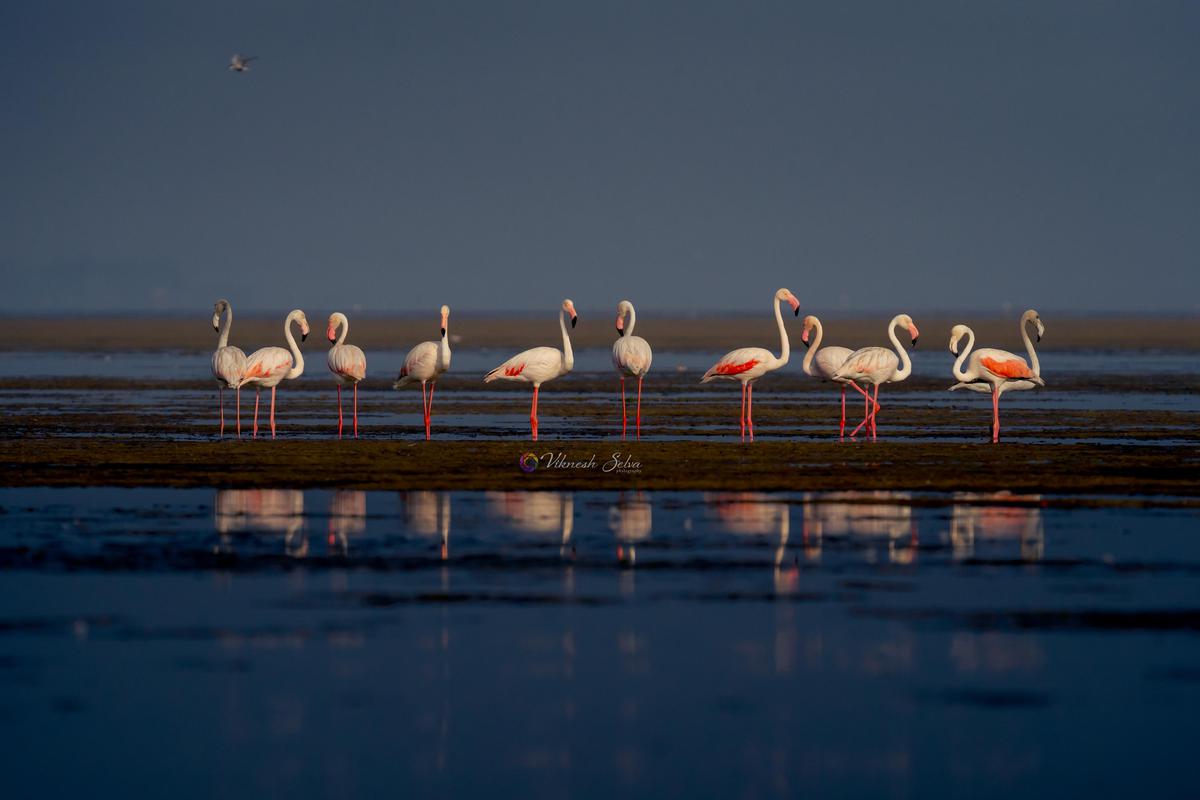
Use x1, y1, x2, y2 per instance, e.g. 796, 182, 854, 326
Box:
326, 312, 367, 439
949, 309, 1046, 443
238, 309, 308, 439
229, 54, 257, 72
484, 299, 577, 441
832, 314, 920, 441
612, 300, 653, 439
799, 315, 863, 439
211, 298, 247, 438
700, 288, 800, 441
394, 305, 451, 440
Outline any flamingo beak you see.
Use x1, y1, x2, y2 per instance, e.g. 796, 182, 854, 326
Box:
615, 314, 625, 337
786, 294, 801, 316
440, 328, 446, 336
571, 313, 578, 329
301, 332, 308, 342
801, 328, 810, 347
909, 325, 920, 347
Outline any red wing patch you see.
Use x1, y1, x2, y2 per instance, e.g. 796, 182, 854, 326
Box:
981, 356, 1033, 379
504, 364, 526, 377
716, 359, 759, 375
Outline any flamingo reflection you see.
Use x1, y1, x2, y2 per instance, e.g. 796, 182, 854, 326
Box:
705, 492, 798, 593
486, 491, 574, 556
327, 490, 366, 555
214, 489, 306, 556
950, 492, 1044, 561
404, 491, 452, 560
802, 491, 917, 564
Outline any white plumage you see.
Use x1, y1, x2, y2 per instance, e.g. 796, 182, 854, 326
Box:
485, 299, 577, 441
326, 312, 366, 439
394, 305, 452, 440
239, 309, 308, 439
210, 298, 247, 437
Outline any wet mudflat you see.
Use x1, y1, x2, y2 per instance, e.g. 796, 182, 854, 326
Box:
1, 488, 1199, 798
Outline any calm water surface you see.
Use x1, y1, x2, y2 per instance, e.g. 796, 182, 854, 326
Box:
1, 488, 1198, 797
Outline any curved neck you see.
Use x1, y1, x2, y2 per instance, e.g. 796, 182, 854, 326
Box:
952, 327, 975, 382
887, 316, 911, 380
1021, 318, 1040, 376
802, 317, 823, 375
334, 314, 348, 347
560, 310, 574, 371
217, 305, 233, 349
284, 314, 305, 380
625, 304, 637, 337
439, 323, 450, 367
773, 297, 790, 367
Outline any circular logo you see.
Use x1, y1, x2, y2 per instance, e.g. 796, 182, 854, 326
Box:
518, 452, 539, 473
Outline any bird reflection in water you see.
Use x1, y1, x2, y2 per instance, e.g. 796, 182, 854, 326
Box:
609, 491, 651, 596
950, 492, 1044, 562
213, 489, 306, 556
327, 490, 366, 556
486, 491, 575, 556
704, 492, 798, 594
403, 491, 452, 561
802, 491, 917, 564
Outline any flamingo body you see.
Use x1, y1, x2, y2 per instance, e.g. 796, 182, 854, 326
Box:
211, 299, 247, 437
832, 314, 920, 440
800, 315, 858, 438
485, 300, 577, 441
395, 305, 452, 439
612, 300, 652, 438
326, 312, 366, 438
949, 310, 1046, 442
239, 309, 308, 439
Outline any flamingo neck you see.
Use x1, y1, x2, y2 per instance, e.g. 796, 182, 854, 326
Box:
1021, 318, 1041, 377
773, 296, 790, 367
952, 327, 975, 382
217, 304, 233, 349
333, 314, 349, 347
559, 310, 575, 372
625, 304, 637, 338
439, 326, 451, 369
284, 313, 305, 380
802, 317, 823, 376
887, 315, 911, 380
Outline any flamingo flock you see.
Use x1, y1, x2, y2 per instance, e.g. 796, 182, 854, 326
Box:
210, 292, 1046, 443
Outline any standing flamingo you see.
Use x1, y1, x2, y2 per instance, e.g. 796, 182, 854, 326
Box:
949, 309, 1046, 443
832, 314, 920, 441
799, 315, 864, 439
326, 312, 367, 439
612, 300, 653, 439
238, 309, 309, 439
394, 305, 452, 440
211, 298, 247, 438
701, 288, 800, 441
484, 299, 577, 441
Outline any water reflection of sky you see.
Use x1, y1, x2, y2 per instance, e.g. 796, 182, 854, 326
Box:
2, 488, 1199, 796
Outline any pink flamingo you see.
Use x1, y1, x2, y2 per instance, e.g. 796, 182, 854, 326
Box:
701, 288, 800, 441
832, 314, 920, 441
800, 314, 866, 439
238, 309, 308, 439
612, 300, 653, 439
326, 312, 367, 439
393, 305, 452, 440
949, 309, 1045, 443
211, 298, 247, 438
484, 299, 577, 441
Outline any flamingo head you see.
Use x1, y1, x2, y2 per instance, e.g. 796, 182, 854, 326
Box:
440, 305, 450, 337
949, 324, 970, 355
562, 299, 578, 328
326, 314, 341, 344
1023, 309, 1044, 343
211, 299, 229, 331
291, 310, 309, 342
775, 288, 800, 316
615, 300, 632, 336
898, 314, 919, 347
800, 315, 817, 347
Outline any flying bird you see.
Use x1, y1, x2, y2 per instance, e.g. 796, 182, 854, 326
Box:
229, 54, 258, 73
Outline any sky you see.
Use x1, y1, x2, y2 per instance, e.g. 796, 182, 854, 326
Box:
1, 0, 1197, 314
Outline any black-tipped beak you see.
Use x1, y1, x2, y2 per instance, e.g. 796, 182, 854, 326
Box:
571, 316, 577, 329
301, 332, 308, 342
440, 327, 446, 336
911, 337, 919, 347
802, 337, 811, 349
616, 325, 624, 337
212, 323, 219, 331
794, 308, 800, 317
1036, 333, 1042, 343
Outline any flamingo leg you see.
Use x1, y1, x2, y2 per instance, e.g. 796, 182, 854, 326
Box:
421, 382, 429, 436
620, 377, 627, 439
531, 386, 539, 441
850, 384, 878, 439
426, 382, 435, 440
747, 383, 755, 441
636, 376, 643, 439
739, 382, 747, 441
871, 384, 880, 440
253, 389, 260, 439
270, 386, 277, 439
839, 384, 846, 439
236, 387, 241, 439
992, 386, 1000, 443
219, 386, 225, 435
353, 382, 359, 439
337, 384, 343, 439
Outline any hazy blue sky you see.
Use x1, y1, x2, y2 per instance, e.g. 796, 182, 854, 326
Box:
2, 1, 1197, 313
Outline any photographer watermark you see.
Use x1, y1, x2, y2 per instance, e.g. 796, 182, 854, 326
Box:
518, 451, 643, 475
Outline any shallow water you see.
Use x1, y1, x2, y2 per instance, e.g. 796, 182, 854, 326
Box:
1, 488, 1198, 797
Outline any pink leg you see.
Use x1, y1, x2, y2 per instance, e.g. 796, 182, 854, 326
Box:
531, 386, 539, 441
337, 384, 343, 439
620, 377, 627, 439
353, 382, 359, 439
747, 383, 754, 441
253, 390, 260, 439
426, 382, 435, 440
636, 377, 643, 439
871, 384, 880, 440
270, 386, 277, 439
421, 382, 429, 436
992, 387, 1000, 443
839, 385, 846, 439
219, 386, 225, 435
236, 387, 241, 439
740, 383, 747, 441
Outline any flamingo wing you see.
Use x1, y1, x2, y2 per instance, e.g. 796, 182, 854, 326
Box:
328, 344, 367, 382
239, 347, 293, 386
833, 347, 898, 381
814, 346, 853, 380
976, 348, 1034, 381
701, 347, 771, 382
212, 346, 247, 387
485, 346, 563, 383
398, 341, 438, 383
613, 336, 653, 376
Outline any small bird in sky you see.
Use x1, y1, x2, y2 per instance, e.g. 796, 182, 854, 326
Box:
228, 54, 258, 73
